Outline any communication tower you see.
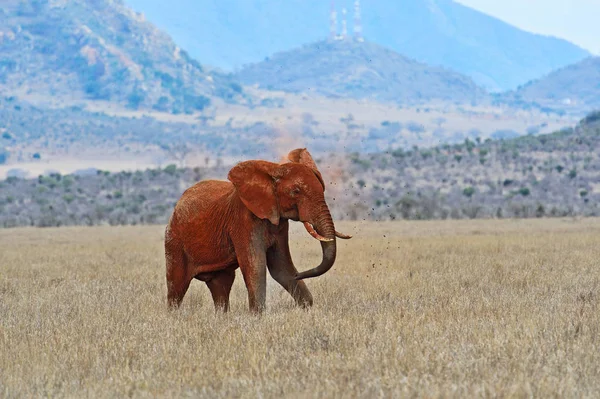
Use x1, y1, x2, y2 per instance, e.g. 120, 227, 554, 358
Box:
330, 1, 338, 40
341, 8, 347, 40
354, 0, 364, 42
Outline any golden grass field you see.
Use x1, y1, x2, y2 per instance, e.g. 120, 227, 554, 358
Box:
1, 218, 599, 397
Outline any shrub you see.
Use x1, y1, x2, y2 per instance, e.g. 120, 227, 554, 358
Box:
406, 121, 425, 134
63, 194, 75, 204
582, 110, 600, 125
519, 187, 531, 196
229, 82, 243, 94
391, 148, 404, 158
463, 187, 475, 198
153, 97, 170, 112
127, 90, 146, 110
183, 94, 211, 112
164, 164, 178, 175
536, 204, 545, 218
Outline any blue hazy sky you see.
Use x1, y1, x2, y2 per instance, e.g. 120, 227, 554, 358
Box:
456, 0, 599, 54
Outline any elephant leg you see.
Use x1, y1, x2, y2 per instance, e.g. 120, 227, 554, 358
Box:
236, 248, 267, 313
165, 246, 191, 308
206, 268, 236, 312
267, 244, 314, 308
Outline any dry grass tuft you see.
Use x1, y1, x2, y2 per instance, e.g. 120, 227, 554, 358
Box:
1, 219, 599, 397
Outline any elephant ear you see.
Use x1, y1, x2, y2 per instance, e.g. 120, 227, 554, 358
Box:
285, 148, 326, 191
228, 160, 280, 225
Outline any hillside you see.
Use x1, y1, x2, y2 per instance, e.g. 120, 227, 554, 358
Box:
1, 88, 575, 180
124, 0, 589, 91
0, 0, 245, 113
505, 57, 600, 113
0, 96, 277, 178
2, 112, 600, 227
334, 112, 600, 220
236, 40, 488, 105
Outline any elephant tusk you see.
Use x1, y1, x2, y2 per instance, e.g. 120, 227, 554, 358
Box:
335, 230, 353, 239
303, 222, 334, 242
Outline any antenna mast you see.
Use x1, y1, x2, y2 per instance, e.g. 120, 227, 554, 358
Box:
341, 7, 347, 40
330, 1, 338, 40
354, 0, 364, 42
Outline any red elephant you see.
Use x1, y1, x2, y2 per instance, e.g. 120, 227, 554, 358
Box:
164, 148, 351, 312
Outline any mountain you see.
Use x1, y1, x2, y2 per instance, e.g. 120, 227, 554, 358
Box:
506, 57, 600, 112
124, 0, 590, 91
236, 40, 488, 105
0, 0, 245, 113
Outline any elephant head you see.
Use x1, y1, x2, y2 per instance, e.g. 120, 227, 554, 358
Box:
228, 148, 351, 280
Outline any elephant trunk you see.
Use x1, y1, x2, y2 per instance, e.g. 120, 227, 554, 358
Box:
295, 201, 337, 280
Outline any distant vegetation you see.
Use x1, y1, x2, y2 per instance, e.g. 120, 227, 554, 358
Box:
0, 166, 226, 227
335, 112, 600, 220
2, 112, 599, 227
0, 96, 276, 166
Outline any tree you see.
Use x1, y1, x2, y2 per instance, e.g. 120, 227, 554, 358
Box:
160, 142, 191, 167
432, 117, 446, 127
127, 88, 146, 110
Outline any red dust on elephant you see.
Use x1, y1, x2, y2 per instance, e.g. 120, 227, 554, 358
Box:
164, 148, 352, 312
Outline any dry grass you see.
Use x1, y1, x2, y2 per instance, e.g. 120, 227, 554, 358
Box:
1, 219, 599, 397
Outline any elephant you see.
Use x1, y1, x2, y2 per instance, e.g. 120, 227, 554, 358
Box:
164, 148, 351, 313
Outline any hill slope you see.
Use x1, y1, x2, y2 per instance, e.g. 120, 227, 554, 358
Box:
0, 95, 277, 179
0, 0, 244, 112
124, 0, 589, 91
506, 57, 600, 112
236, 40, 488, 105
332, 112, 600, 220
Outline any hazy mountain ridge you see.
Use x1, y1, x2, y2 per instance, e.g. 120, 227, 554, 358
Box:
124, 0, 590, 91
236, 40, 488, 105
0, 0, 245, 113
504, 57, 600, 112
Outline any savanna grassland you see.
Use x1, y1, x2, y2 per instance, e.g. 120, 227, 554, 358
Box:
1, 219, 599, 397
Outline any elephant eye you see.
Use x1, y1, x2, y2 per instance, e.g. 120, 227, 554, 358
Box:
291, 187, 301, 195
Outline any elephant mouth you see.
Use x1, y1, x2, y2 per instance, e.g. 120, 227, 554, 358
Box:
302, 222, 353, 242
